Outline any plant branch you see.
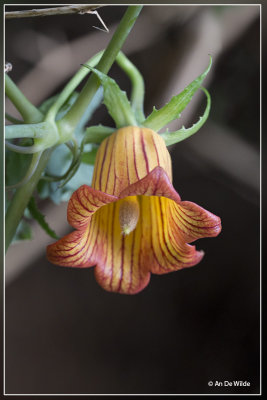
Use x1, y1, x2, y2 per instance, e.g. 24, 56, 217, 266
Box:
5, 5, 99, 19
59, 6, 143, 132
5, 121, 50, 140
46, 51, 104, 122
5, 74, 43, 123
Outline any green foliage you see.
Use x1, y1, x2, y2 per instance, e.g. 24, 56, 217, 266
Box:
5, 43, 213, 246
36, 88, 104, 205
160, 87, 211, 146
5, 6, 145, 251
143, 56, 212, 132
84, 66, 137, 128
38, 92, 79, 120
28, 197, 59, 239
84, 125, 115, 144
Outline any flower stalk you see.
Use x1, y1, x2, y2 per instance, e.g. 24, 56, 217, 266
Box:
116, 52, 145, 122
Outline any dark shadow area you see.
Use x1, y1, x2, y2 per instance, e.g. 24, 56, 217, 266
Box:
5, 152, 260, 394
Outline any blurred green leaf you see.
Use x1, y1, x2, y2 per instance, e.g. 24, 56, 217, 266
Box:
28, 197, 59, 239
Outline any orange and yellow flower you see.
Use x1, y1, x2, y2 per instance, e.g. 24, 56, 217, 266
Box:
47, 126, 221, 294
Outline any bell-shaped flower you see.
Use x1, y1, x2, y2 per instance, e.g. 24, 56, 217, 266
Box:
47, 54, 221, 294
47, 126, 221, 294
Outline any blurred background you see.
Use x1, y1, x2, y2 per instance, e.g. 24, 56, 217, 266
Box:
5, 4, 260, 395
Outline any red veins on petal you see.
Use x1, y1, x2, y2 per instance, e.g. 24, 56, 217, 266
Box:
47, 127, 221, 294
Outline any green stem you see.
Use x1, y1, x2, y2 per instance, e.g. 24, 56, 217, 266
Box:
5, 122, 50, 139
46, 50, 104, 122
116, 51, 145, 122
59, 6, 143, 133
5, 6, 143, 252
5, 148, 53, 251
5, 74, 43, 123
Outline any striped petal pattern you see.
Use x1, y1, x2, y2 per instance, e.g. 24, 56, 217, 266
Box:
47, 126, 221, 294
91, 126, 172, 195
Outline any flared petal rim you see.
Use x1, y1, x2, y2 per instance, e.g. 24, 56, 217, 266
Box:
47, 169, 221, 294
120, 166, 221, 242
47, 226, 98, 268
119, 166, 181, 202
67, 184, 118, 229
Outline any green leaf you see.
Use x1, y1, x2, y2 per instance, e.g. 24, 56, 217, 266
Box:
84, 125, 115, 144
28, 197, 59, 239
143, 56, 212, 132
160, 87, 211, 146
83, 65, 137, 128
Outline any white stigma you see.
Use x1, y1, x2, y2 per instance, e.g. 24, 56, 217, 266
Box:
119, 197, 140, 235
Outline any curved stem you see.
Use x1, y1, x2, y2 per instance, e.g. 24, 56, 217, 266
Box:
5, 74, 43, 123
116, 51, 145, 122
59, 6, 143, 133
5, 141, 41, 154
